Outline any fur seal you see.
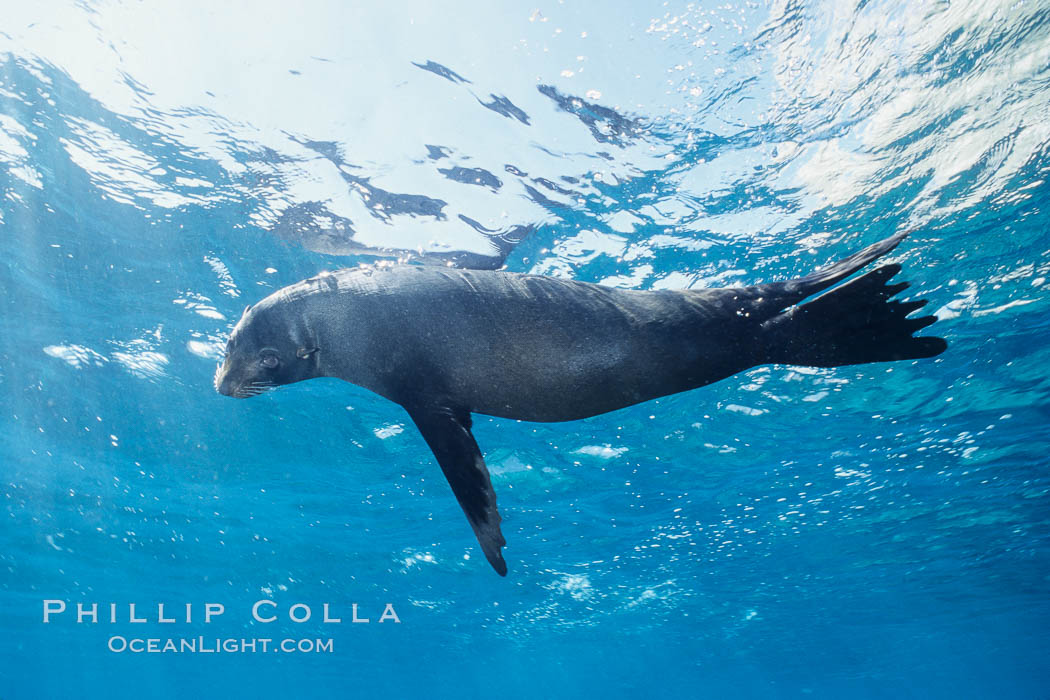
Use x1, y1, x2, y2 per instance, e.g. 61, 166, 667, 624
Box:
215, 232, 946, 575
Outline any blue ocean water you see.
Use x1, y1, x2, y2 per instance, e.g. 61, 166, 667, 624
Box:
2, 1, 1049, 697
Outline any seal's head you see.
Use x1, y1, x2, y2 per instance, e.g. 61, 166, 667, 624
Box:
214, 300, 319, 398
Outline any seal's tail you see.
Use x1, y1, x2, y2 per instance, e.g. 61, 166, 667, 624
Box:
759, 260, 947, 367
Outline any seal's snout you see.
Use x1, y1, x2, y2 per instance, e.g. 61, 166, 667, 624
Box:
215, 367, 248, 398
214, 352, 242, 397
214, 359, 233, 396
216, 376, 235, 397
214, 355, 274, 399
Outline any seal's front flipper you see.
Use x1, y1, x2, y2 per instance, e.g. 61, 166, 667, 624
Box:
406, 405, 508, 576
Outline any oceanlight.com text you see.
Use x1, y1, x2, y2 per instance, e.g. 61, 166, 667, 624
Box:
107, 636, 334, 654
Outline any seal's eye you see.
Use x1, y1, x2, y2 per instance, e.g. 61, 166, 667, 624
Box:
260, 354, 279, 369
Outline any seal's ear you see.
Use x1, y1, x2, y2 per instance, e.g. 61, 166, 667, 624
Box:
296, 347, 318, 359
242, 304, 252, 317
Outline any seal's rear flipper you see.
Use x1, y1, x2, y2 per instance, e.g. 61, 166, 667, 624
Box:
761, 264, 947, 367
407, 405, 508, 576
742, 231, 910, 319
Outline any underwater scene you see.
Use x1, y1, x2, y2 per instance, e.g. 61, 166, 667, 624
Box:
1, 1, 1048, 697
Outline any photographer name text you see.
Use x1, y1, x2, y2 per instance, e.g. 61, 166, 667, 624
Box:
42, 599, 401, 625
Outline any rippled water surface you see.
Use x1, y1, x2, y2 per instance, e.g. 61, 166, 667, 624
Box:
2, 1, 1049, 698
